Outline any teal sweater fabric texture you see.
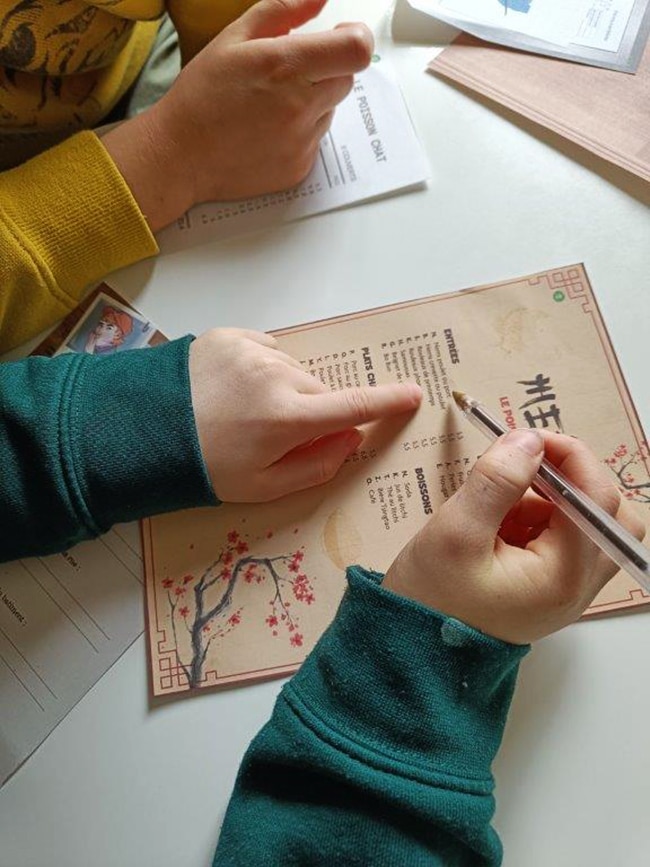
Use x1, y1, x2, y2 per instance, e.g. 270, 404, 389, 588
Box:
214, 567, 529, 865
0, 336, 216, 561
1, 341, 529, 863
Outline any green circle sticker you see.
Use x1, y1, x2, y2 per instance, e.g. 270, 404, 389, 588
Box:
553, 290, 565, 302
372, 54, 381, 63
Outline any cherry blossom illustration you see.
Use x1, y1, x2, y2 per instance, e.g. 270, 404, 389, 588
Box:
603, 441, 650, 505
161, 529, 316, 688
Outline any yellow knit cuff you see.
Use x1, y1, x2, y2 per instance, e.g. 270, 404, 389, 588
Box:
1, 131, 158, 310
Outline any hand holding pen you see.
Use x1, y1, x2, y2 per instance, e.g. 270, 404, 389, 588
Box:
453, 391, 650, 591
384, 405, 646, 644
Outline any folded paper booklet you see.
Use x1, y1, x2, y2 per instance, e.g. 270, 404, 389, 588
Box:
142, 264, 650, 696
429, 33, 650, 183
408, 0, 650, 73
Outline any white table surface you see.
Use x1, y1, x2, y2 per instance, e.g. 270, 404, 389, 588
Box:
2, 2, 650, 865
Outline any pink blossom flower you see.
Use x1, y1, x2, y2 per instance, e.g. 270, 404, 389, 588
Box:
162, 577, 173, 589
227, 530, 239, 543
290, 633, 304, 647
182, 574, 194, 585
179, 606, 190, 618
174, 587, 185, 597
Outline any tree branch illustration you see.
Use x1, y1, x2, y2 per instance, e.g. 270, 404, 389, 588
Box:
604, 442, 650, 505
162, 532, 314, 688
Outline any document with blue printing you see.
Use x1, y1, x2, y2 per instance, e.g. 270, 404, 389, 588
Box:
408, 0, 650, 71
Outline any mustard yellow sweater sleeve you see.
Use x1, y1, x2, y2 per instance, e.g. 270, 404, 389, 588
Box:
0, 131, 158, 352
0, 1, 256, 353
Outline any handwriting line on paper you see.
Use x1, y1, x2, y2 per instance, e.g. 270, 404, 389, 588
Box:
99, 535, 142, 585
0, 625, 57, 711
19, 561, 100, 653
110, 526, 142, 563
40, 558, 110, 640
0, 623, 57, 698
0, 652, 46, 711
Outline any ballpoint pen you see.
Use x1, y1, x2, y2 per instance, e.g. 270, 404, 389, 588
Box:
452, 390, 650, 591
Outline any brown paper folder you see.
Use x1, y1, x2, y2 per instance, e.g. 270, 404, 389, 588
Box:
430, 34, 650, 184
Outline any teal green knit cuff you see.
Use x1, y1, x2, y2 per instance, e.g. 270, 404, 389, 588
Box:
65, 335, 218, 535
284, 565, 529, 785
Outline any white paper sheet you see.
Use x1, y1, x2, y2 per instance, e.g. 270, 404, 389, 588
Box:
0, 524, 143, 787
572, 0, 636, 51
156, 55, 429, 254
408, 0, 650, 71
435, 0, 570, 43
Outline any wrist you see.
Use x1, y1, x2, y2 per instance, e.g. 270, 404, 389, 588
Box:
287, 566, 528, 777
101, 108, 195, 233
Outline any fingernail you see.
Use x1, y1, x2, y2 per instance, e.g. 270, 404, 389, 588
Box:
504, 428, 543, 457
405, 383, 423, 404
344, 429, 364, 454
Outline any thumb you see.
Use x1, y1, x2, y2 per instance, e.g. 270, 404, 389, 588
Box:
448, 429, 544, 542
229, 0, 328, 40
262, 429, 363, 499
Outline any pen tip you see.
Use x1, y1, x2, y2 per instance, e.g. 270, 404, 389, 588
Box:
452, 390, 466, 408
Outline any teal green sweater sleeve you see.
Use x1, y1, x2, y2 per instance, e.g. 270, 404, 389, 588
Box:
0, 336, 217, 562
214, 566, 529, 866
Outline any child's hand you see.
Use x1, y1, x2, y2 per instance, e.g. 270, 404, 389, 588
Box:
188, 328, 422, 502
383, 430, 646, 645
104, 0, 373, 231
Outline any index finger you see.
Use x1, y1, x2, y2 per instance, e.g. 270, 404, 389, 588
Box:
274, 24, 374, 81
297, 382, 422, 436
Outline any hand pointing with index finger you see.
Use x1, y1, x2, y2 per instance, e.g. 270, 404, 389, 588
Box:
189, 328, 422, 503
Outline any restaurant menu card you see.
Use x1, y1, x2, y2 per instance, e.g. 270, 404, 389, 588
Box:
142, 264, 649, 696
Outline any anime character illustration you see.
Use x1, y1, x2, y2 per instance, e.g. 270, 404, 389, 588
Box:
62, 294, 154, 356
83, 306, 134, 355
